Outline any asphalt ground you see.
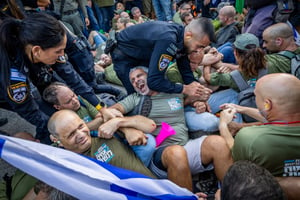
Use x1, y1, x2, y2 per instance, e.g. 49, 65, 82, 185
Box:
0, 108, 36, 179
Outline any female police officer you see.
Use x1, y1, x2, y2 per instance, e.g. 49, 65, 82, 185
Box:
0, 12, 113, 144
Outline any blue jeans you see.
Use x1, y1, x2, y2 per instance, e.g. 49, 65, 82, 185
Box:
217, 42, 236, 64
129, 134, 156, 167
94, 5, 114, 32
184, 106, 219, 132
152, 0, 172, 21
208, 89, 243, 123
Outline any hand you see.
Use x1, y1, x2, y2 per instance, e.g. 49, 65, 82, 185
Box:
100, 107, 123, 122
98, 118, 120, 138
193, 101, 207, 114
85, 17, 90, 26
220, 108, 236, 125
201, 53, 222, 66
124, 128, 148, 146
220, 103, 244, 113
216, 65, 231, 73
183, 82, 212, 101
195, 192, 208, 200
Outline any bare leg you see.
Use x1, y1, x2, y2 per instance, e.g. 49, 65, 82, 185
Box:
201, 135, 233, 181
161, 145, 193, 191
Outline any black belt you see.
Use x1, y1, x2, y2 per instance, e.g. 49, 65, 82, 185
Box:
63, 9, 78, 16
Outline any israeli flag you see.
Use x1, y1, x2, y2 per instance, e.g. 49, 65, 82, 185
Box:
0, 135, 197, 200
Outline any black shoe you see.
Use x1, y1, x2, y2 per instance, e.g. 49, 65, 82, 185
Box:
194, 169, 218, 197
0, 118, 8, 127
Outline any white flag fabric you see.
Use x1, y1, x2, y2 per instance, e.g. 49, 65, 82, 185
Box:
0, 135, 197, 200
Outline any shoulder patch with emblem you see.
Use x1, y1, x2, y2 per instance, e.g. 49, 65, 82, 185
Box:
7, 82, 29, 103
158, 54, 173, 71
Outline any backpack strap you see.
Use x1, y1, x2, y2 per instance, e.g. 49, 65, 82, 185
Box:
277, 50, 296, 59
258, 68, 268, 78
277, 50, 300, 75
230, 70, 249, 92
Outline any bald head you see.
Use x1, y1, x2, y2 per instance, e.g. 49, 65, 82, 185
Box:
263, 23, 294, 40
255, 73, 300, 115
219, 6, 236, 18
48, 110, 80, 137
262, 23, 295, 53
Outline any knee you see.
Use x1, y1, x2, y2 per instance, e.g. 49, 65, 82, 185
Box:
162, 145, 188, 169
203, 135, 228, 152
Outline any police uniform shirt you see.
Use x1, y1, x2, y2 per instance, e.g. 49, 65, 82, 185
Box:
116, 21, 196, 93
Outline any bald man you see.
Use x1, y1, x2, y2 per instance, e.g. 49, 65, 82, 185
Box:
219, 73, 300, 199
214, 5, 240, 48
48, 109, 155, 178
262, 22, 300, 74
219, 73, 300, 173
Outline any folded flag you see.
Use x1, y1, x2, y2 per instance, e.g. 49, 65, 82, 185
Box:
0, 135, 197, 200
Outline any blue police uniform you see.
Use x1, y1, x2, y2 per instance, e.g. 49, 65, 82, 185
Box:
110, 21, 196, 94
0, 53, 100, 144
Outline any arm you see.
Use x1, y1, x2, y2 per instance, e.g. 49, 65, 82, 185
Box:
98, 115, 156, 138
53, 61, 100, 106
203, 65, 212, 84
276, 177, 300, 200
109, 103, 126, 114
219, 108, 236, 149
220, 103, 266, 122
86, 112, 103, 131
147, 40, 186, 93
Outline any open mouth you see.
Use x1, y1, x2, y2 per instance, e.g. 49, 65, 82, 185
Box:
137, 80, 146, 93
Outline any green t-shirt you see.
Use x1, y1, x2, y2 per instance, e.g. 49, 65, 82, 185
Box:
76, 96, 99, 124
166, 62, 202, 84
0, 170, 38, 200
104, 64, 123, 86
119, 93, 189, 146
266, 47, 300, 74
84, 138, 155, 178
232, 125, 300, 176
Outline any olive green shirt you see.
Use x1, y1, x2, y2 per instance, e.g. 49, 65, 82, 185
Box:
84, 138, 156, 178
266, 47, 300, 74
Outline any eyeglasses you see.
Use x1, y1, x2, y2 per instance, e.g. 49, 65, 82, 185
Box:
182, 7, 191, 10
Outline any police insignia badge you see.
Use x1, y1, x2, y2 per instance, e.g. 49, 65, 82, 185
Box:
8, 82, 28, 103
158, 54, 172, 71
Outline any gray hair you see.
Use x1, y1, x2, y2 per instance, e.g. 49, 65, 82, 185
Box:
129, 66, 149, 79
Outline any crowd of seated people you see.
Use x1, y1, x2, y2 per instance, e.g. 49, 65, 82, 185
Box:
0, 0, 299, 199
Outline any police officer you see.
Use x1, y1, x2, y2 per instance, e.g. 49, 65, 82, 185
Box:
108, 17, 214, 101
0, 13, 107, 144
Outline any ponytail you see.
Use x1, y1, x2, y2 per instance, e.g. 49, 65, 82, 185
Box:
0, 17, 23, 88
236, 47, 266, 78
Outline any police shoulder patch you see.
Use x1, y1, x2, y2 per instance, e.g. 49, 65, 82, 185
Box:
158, 54, 173, 71
7, 82, 29, 103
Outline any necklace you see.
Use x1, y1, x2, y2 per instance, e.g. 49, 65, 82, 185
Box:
262, 121, 300, 125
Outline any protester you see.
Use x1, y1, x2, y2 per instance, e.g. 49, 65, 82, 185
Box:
48, 109, 156, 178
110, 66, 233, 193
219, 73, 300, 200
108, 17, 214, 104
